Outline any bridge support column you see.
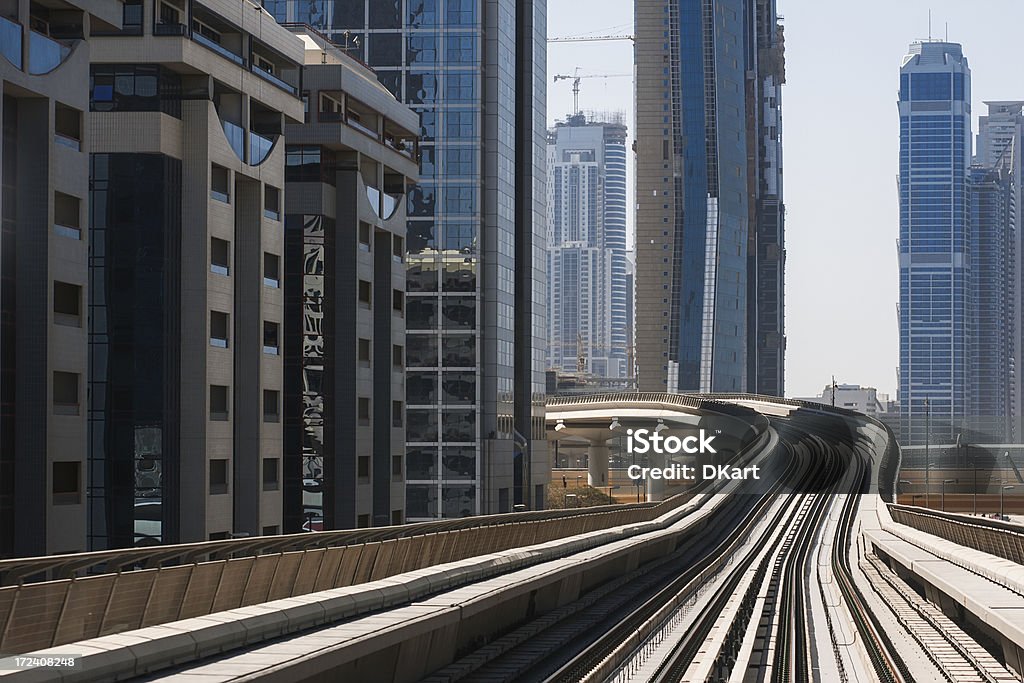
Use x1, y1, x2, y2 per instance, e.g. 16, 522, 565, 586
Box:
647, 449, 668, 502
588, 441, 609, 488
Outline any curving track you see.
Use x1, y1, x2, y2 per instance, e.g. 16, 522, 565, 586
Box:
421, 402, 913, 683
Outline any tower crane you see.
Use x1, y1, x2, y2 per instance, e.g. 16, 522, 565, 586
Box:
553, 69, 631, 115
548, 34, 635, 43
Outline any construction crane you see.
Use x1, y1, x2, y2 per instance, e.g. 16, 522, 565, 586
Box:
553, 69, 631, 115
548, 34, 635, 43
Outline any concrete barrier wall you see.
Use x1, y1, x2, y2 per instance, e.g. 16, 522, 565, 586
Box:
0, 496, 675, 654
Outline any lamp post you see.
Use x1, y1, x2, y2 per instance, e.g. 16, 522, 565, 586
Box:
941, 479, 956, 512
1001, 482, 1015, 519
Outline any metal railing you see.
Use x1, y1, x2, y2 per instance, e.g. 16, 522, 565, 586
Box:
889, 504, 1024, 566
0, 491, 717, 655
0, 16, 21, 69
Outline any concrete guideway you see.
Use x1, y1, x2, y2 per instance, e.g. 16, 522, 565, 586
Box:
7, 392, 1024, 681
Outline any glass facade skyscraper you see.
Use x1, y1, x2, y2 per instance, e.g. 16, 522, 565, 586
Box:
635, 0, 785, 395
266, 0, 549, 518
968, 163, 1015, 442
546, 115, 630, 379
898, 41, 972, 446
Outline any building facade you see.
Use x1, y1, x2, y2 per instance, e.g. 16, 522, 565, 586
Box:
266, 0, 549, 519
796, 383, 893, 418
977, 102, 1024, 440
86, 0, 304, 547
1, 0, 123, 557
546, 114, 629, 380
281, 29, 419, 530
967, 162, 1015, 443
635, 0, 785, 395
897, 41, 972, 447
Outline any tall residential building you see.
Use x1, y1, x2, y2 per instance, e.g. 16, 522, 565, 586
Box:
281, 29, 419, 531
87, 0, 304, 547
266, 0, 549, 518
968, 162, 1015, 442
747, 1, 786, 397
635, 0, 785, 395
977, 102, 1024, 438
1, 0, 122, 557
897, 40, 972, 446
546, 114, 629, 379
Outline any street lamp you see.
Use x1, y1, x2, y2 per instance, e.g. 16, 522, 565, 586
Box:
1001, 482, 1015, 519
940, 479, 956, 512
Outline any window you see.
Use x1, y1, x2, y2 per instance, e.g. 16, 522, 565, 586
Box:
263, 389, 280, 422
211, 164, 230, 203
122, 0, 142, 32
357, 513, 370, 527
262, 525, 279, 536
264, 185, 280, 220
53, 372, 79, 415
53, 462, 81, 505
53, 281, 81, 326
209, 459, 228, 495
54, 192, 81, 239
358, 338, 371, 363
263, 458, 279, 491
90, 64, 182, 117
393, 290, 404, 313
210, 311, 229, 348
392, 455, 402, 478
391, 510, 402, 525
211, 238, 230, 276
359, 222, 371, 248
358, 397, 370, 425
357, 456, 370, 479
263, 253, 279, 288
392, 400, 404, 427
393, 236, 404, 261
54, 103, 82, 149
393, 344, 403, 367
210, 385, 229, 421
358, 280, 372, 306
263, 321, 279, 355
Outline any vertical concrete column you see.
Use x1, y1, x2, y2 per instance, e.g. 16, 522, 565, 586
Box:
647, 448, 667, 502
588, 440, 609, 488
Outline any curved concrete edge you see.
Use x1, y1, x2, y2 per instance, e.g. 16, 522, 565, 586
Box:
0, 444, 771, 682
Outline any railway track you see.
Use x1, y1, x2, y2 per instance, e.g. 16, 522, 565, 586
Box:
421, 410, 887, 683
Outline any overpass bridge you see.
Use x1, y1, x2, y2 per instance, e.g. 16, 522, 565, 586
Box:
0, 394, 1022, 681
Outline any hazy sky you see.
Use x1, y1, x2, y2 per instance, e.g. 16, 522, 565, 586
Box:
547, 0, 1024, 399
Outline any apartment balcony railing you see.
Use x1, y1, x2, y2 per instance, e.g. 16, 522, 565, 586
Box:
251, 64, 296, 95
153, 21, 187, 36
0, 16, 21, 69
193, 32, 244, 66
249, 130, 274, 165
28, 30, 71, 75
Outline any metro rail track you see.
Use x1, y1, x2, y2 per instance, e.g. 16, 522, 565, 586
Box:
421, 409, 910, 683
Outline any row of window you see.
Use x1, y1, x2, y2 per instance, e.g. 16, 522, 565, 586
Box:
210, 165, 280, 218
208, 385, 281, 422
210, 237, 280, 287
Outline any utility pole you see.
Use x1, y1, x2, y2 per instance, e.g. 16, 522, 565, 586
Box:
831, 376, 837, 407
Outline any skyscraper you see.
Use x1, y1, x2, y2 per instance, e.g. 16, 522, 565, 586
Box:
546, 114, 629, 379
977, 102, 1024, 438
266, 0, 549, 518
897, 41, 972, 446
634, 0, 785, 395
968, 162, 1015, 442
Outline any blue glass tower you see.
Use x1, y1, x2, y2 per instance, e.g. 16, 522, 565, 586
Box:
898, 41, 972, 446
266, 0, 549, 518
